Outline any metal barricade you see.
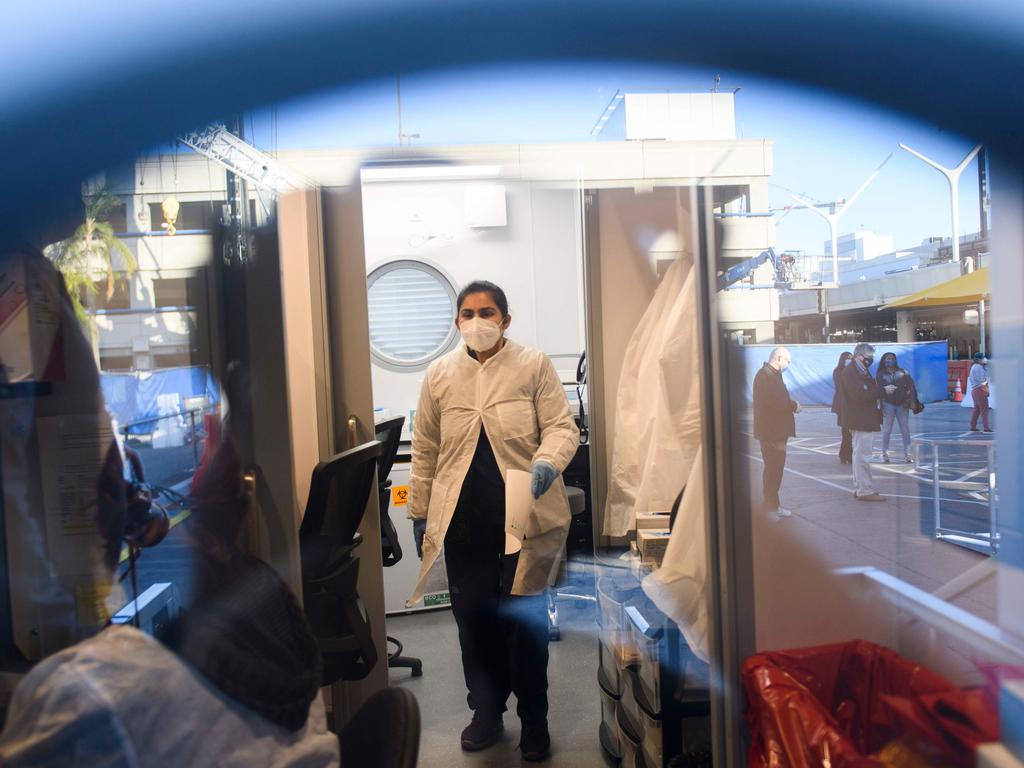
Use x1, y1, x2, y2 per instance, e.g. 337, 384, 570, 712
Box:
913, 437, 998, 555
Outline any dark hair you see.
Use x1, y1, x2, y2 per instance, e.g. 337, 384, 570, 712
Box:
875, 352, 900, 383
836, 351, 853, 367
456, 280, 509, 317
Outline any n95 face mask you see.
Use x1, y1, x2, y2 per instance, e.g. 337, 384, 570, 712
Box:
460, 317, 502, 353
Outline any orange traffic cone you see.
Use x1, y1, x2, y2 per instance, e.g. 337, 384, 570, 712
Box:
952, 378, 963, 402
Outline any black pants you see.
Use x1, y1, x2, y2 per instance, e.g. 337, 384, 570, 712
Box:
445, 525, 550, 725
759, 439, 787, 510
839, 428, 853, 463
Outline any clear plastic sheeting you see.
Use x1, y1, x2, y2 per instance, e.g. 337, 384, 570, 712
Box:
603, 256, 702, 537
0, 251, 121, 660
641, 448, 709, 662
0, 626, 340, 768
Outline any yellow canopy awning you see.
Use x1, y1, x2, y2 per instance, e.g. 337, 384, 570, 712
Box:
883, 267, 990, 310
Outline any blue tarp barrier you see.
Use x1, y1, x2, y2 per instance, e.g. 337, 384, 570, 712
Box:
101, 367, 219, 434
735, 341, 949, 406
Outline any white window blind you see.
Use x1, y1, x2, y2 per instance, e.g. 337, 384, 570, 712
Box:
367, 261, 458, 369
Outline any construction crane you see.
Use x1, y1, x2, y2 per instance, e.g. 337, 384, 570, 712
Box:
717, 248, 784, 290
177, 123, 312, 220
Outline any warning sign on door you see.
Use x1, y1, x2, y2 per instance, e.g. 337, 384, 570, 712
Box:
392, 485, 409, 507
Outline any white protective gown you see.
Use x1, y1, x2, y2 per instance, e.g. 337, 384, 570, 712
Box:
641, 447, 709, 662
408, 339, 579, 603
0, 626, 340, 768
603, 257, 701, 536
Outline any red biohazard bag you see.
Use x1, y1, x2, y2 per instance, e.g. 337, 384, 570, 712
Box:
741, 640, 1000, 768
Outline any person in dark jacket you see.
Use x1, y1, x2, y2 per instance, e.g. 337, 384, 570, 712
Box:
840, 342, 886, 501
831, 351, 853, 464
876, 351, 916, 463
753, 347, 801, 518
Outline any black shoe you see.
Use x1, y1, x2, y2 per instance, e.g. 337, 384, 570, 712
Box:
461, 712, 503, 751
520, 721, 551, 762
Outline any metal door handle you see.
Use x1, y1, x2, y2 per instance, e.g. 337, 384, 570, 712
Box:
348, 415, 358, 447
242, 466, 260, 556
243, 468, 258, 499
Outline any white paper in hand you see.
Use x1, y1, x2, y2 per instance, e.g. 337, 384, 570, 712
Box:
505, 468, 533, 555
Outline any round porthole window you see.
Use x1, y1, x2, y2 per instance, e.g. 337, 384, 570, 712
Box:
367, 260, 460, 371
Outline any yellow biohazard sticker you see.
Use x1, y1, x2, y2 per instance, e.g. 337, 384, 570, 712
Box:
392, 485, 410, 507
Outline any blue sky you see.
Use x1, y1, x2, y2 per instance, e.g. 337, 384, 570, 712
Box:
245, 62, 982, 256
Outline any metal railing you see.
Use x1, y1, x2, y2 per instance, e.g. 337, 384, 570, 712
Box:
839, 566, 1024, 666
913, 437, 998, 555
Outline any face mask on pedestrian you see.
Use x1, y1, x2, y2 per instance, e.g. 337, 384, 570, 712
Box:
460, 316, 503, 353
885, 359, 896, 368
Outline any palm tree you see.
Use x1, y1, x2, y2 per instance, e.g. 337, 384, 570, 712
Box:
46, 181, 138, 324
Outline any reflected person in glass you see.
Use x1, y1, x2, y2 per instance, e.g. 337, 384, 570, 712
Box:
968, 351, 992, 432
752, 347, 802, 519
876, 352, 916, 463
831, 351, 854, 465
0, 248, 337, 767
839, 343, 886, 502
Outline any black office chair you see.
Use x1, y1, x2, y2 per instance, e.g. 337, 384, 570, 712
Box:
300, 440, 382, 687
340, 686, 421, 768
374, 417, 423, 678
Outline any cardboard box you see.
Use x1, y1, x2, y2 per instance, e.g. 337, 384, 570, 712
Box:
636, 511, 671, 530
637, 529, 671, 566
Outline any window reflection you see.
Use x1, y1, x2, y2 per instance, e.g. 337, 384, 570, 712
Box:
1, 60, 1021, 767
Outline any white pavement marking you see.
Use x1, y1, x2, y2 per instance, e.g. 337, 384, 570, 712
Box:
743, 453, 978, 504
745, 453, 851, 494
784, 439, 933, 482
955, 467, 988, 483
745, 431, 990, 487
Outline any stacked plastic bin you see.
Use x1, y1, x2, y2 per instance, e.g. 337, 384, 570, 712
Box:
597, 572, 643, 764
597, 573, 712, 767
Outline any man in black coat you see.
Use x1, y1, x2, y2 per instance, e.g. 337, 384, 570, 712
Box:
752, 347, 801, 518
839, 342, 887, 501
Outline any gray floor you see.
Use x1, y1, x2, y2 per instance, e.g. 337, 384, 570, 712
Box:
387, 598, 606, 768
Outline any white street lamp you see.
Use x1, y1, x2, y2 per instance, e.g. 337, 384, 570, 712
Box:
790, 153, 891, 287
898, 143, 982, 272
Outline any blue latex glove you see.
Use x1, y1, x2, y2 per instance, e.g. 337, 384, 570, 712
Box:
412, 518, 426, 558
531, 461, 558, 500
